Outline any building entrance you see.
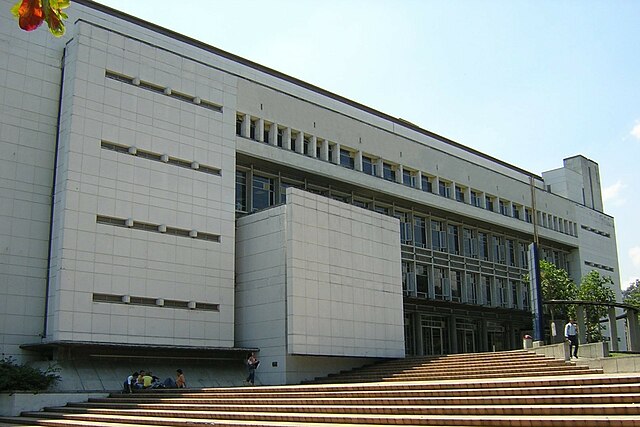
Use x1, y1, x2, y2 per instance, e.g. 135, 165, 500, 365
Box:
421, 316, 448, 356
456, 319, 477, 353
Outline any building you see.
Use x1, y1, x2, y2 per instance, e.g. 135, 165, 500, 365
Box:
0, 0, 623, 385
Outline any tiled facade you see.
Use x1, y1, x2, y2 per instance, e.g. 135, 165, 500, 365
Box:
0, 0, 623, 385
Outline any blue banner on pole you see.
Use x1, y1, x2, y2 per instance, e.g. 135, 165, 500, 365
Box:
528, 243, 544, 342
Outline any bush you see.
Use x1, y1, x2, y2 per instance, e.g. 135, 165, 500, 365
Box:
0, 357, 60, 392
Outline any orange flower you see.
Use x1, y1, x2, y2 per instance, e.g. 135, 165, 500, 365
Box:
11, 0, 69, 37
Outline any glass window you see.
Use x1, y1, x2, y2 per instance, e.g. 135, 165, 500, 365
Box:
236, 114, 243, 136
235, 170, 247, 211
416, 264, 429, 298
362, 156, 375, 176
402, 261, 416, 297
478, 232, 489, 261
463, 228, 477, 258
455, 186, 465, 202
263, 123, 271, 144
483, 276, 492, 306
448, 224, 460, 255
507, 239, 516, 267
485, 196, 494, 211
395, 212, 412, 244
340, 149, 354, 169
383, 163, 395, 182
439, 181, 451, 198
466, 273, 478, 304
277, 127, 283, 147
249, 119, 256, 140
499, 200, 510, 216
252, 175, 274, 211
374, 205, 389, 216
431, 220, 446, 252
471, 190, 482, 207
493, 236, 506, 264
434, 267, 449, 300
413, 216, 426, 248
525, 208, 532, 223
450, 270, 462, 302
421, 175, 433, 193
403, 169, 414, 187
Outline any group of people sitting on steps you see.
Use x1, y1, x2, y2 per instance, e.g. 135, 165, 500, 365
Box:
123, 369, 186, 393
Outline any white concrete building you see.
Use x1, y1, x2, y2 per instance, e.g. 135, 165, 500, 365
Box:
0, 0, 623, 386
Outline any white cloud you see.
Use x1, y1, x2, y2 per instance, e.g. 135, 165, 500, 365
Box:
630, 246, 640, 267
602, 180, 625, 205
632, 122, 640, 140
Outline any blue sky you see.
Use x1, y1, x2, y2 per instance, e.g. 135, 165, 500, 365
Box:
94, 0, 640, 289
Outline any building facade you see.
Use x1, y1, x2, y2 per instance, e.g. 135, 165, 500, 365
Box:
0, 0, 622, 385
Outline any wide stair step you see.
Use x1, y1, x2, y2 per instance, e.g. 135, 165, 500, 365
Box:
1, 350, 638, 427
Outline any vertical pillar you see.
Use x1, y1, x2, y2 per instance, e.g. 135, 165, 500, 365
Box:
414, 313, 424, 356
576, 305, 587, 344
449, 315, 458, 354
355, 150, 363, 171
375, 158, 384, 178
309, 135, 317, 158
269, 123, 278, 146
241, 114, 250, 138
416, 171, 423, 190
331, 142, 340, 164
295, 131, 303, 154
283, 127, 292, 150
608, 307, 619, 352
626, 308, 640, 352
256, 118, 264, 142
320, 139, 329, 161
397, 165, 404, 184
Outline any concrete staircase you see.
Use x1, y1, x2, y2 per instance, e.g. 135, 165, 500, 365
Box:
2, 350, 640, 427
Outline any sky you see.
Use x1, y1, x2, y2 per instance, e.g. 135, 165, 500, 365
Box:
93, 0, 640, 290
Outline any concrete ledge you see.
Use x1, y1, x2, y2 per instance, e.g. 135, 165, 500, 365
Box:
529, 341, 609, 361
0, 391, 109, 416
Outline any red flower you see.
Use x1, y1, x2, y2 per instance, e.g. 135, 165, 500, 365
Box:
11, 0, 69, 37
11, 0, 44, 32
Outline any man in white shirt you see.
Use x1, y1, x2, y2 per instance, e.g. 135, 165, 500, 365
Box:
564, 318, 579, 358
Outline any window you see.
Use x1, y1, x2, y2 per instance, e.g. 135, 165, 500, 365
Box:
304, 135, 311, 155
439, 181, 451, 198
263, 123, 271, 144
499, 200, 510, 216
362, 155, 376, 176
249, 119, 257, 140
525, 208, 532, 223
507, 239, 516, 267
434, 267, 449, 300
450, 270, 462, 302
455, 186, 465, 202
431, 220, 447, 252
483, 276, 492, 306
374, 205, 389, 216
383, 162, 396, 182
340, 149, 354, 169
277, 127, 284, 147
413, 216, 426, 248
403, 169, 415, 188
519, 242, 529, 268
402, 261, 416, 297
236, 114, 243, 136
511, 280, 519, 309
493, 235, 506, 264
466, 273, 478, 304
421, 175, 433, 193
416, 264, 429, 298
235, 170, 247, 211
463, 228, 477, 258
497, 279, 508, 308
478, 232, 489, 261
485, 195, 495, 211
522, 282, 530, 310
396, 212, 412, 244
470, 190, 482, 207
251, 175, 274, 211
448, 224, 460, 255
513, 204, 521, 220
279, 181, 301, 204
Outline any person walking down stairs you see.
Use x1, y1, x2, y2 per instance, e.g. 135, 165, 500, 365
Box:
564, 317, 579, 359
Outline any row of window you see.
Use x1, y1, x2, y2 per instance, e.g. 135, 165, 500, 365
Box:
401, 262, 530, 311
236, 113, 578, 238
235, 168, 570, 272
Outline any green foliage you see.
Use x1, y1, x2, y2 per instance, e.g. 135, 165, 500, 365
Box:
577, 270, 616, 343
622, 279, 640, 309
0, 357, 60, 392
537, 260, 578, 319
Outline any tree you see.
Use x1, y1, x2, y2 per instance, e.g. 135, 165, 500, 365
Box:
623, 279, 640, 309
577, 271, 616, 343
538, 260, 578, 320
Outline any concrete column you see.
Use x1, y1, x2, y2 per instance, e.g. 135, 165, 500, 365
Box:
375, 158, 384, 178
256, 118, 264, 142
414, 312, 423, 356
331, 142, 340, 164
416, 171, 423, 190
309, 135, 317, 158
241, 114, 250, 138
396, 165, 404, 184
626, 308, 640, 352
283, 127, 292, 150
294, 131, 303, 154
355, 150, 363, 171
320, 139, 329, 161
576, 305, 587, 344
608, 307, 619, 351
269, 123, 278, 146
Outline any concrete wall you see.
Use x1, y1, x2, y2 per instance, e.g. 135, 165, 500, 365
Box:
235, 189, 404, 384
